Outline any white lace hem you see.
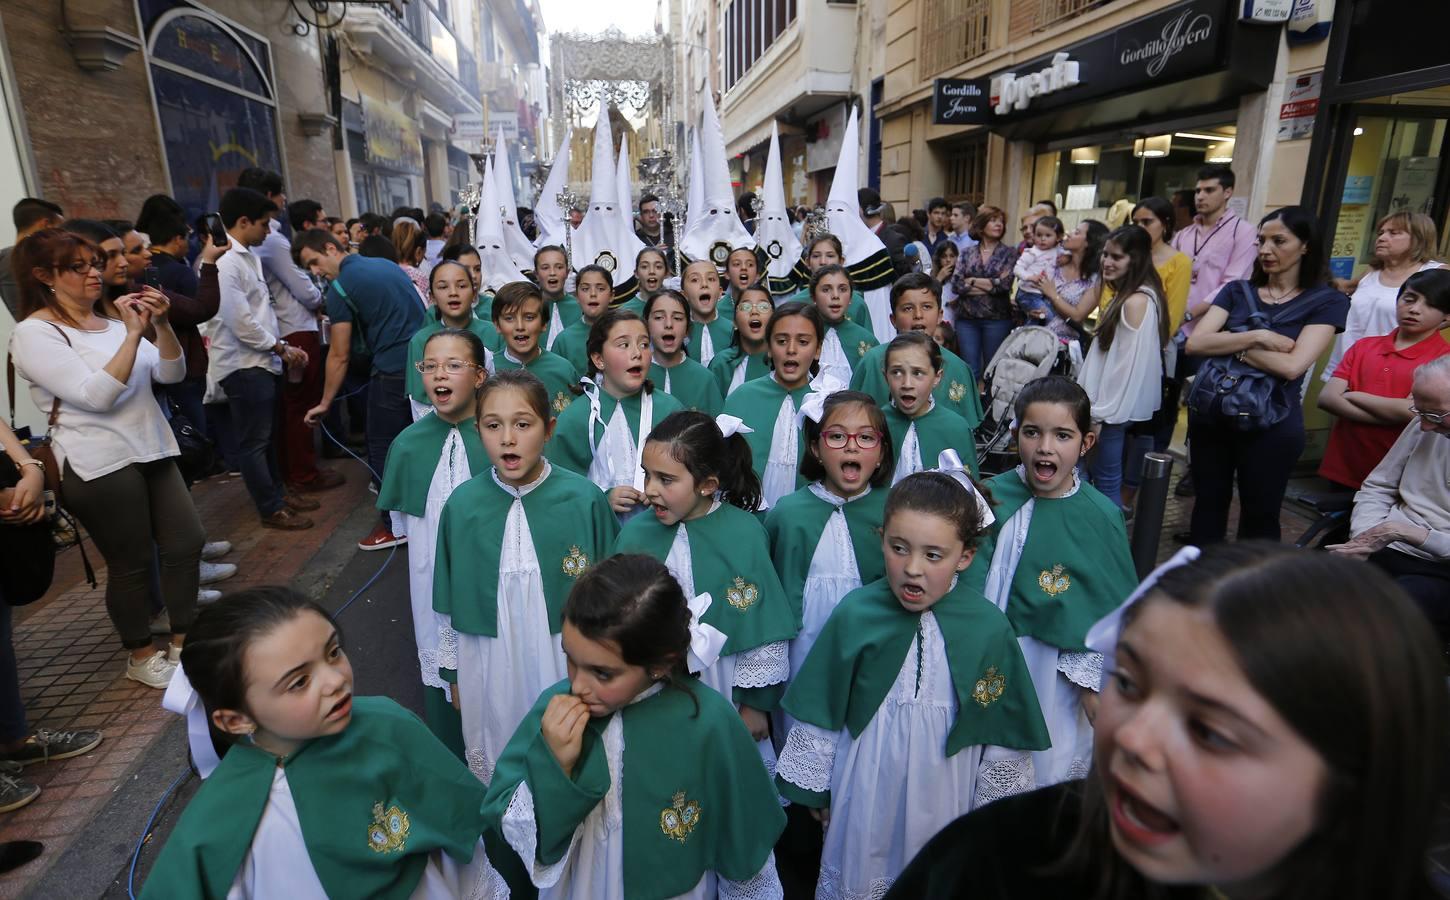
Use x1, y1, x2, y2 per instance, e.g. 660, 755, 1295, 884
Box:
718, 852, 785, 899
817, 860, 893, 900
466, 747, 496, 785
775, 722, 836, 795
437, 622, 460, 672
501, 782, 578, 889
733, 641, 789, 689
1057, 650, 1104, 692
460, 848, 511, 900
973, 748, 1035, 809
417, 648, 446, 691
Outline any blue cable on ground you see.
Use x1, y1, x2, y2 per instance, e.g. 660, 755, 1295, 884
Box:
127, 390, 399, 898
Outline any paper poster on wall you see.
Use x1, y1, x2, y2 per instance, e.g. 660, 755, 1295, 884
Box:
1276, 71, 1321, 141
1390, 157, 1440, 216
1331, 205, 1369, 261
1065, 184, 1098, 210
1341, 176, 1373, 205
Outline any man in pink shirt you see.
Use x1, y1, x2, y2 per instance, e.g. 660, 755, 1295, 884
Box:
1169, 164, 1258, 498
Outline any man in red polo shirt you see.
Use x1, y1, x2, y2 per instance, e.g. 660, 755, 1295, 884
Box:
1318, 269, 1450, 488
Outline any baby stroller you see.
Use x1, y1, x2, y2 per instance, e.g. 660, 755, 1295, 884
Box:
975, 325, 1078, 474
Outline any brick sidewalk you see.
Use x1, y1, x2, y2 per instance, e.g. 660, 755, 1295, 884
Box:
0, 462, 372, 899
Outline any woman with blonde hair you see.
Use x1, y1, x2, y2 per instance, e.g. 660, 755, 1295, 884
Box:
390, 216, 431, 304
1324, 211, 1441, 377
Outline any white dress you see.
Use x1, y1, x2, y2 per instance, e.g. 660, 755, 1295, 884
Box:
583, 386, 652, 496
775, 612, 1035, 900
761, 385, 801, 511
1077, 288, 1162, 425
817, 328, 853, 386
390, 427, 474, 697
228, 768, 507, 900
1323, 261, 1443, 380
889, 398, 934, 485
499, 685, 784, 900
982, 471, 1100, 786
441, 465, 567, 785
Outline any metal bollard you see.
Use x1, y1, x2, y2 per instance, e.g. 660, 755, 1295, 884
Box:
1131, 452, 1174, 578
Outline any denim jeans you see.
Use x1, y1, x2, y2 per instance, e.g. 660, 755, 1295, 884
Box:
221, 367, 286, 517
954, 318, 1014, 382
1090, 422, 1129, 508
366, 373, 411, 526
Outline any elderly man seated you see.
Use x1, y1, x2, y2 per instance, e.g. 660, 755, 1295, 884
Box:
1331, 355, 1450, 641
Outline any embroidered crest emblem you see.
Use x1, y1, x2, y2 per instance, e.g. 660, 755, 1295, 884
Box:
1038, 564, 1071, 597
367, 802, 410, 853
552, 390, 571, 413
972, 666, 1006, 708
708, 240, 732, 266
857, 340, 870, 359
948, 381, 967, 403
596, 251, 618, 272
659, 790, 702, 842
724, 576, 759, 610
562, 546, 589, 578
765, 239, 783, 260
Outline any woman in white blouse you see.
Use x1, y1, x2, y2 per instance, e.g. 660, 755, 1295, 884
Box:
1077, 224, 1169, 511
8, 228, 203, 690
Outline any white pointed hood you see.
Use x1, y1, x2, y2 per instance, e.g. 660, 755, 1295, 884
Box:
475, 155, 529, 293
492, 126, 536, 271
616, 134, 635, 228
680, 90, 755, 268
824, 107, 887, 267
686, 128, 704, 223
754, 121, 802, 286
572, 105, 646, 285
533, 130, 572, 250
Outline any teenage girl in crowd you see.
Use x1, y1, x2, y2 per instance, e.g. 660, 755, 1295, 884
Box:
707, 281, 773, 397
891, 542, 1450, 900
723, 301, 833, 509
629, 246, 669, 311
481, 555, 786, 898
440, 242, 484, 296
552, 308, 684, 518
880, 332, 978, 482
645, 289, 725, 416
379, 329, 492, 756
432, 370, 618, 785
791, 234, 874, 332
766, 390, 890, 691
968, 376, 1137, 787
405, 260, 499, 420
140, 588, 504, 898
610, 411, 797, 752
681, 259, 733, 366
491, 280, 580, 416
809, 264, 878, 385
775, 472, 1049, 899
549, 264, 613, 376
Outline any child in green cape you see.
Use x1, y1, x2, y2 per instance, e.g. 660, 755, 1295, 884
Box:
141, 588, 502, 899
491, 280, 580, 417
380, 329, 492, 756
482, 555, 785, 899
628, 246, 669, 312
881, 332, 978, 483
788, 234, 874, 331
809, 264, 878, 385
776, 473, 1048, 899
533, 244, 580, 347
549, 264, 612, 375
645, 289, 724, 416
706, 281, 773, 397
405, 260, 499, 420
681, 258, 734, 366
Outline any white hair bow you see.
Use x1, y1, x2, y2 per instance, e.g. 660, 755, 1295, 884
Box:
162, 662, 222, 779
1084, 546, 1201, 688
794, 374, 847, 431
934, 449, 996, 529
714, 414, 754, 439
686, 592, 728, 675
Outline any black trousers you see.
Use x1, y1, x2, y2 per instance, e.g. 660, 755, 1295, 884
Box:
1187, 409, 1305, 545
1370, 548, 1450, 644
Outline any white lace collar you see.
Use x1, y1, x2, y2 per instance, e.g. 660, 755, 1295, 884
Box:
808, 481, 873, 508
492, 460, 552, 498
1013, 463, 1080, 499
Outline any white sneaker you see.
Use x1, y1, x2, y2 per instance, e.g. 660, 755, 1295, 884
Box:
198, 561, 237, 585
167, 645, 182, 664
198, 589, 222, 605
125, 652, 176, 689
200, 541, 232, 561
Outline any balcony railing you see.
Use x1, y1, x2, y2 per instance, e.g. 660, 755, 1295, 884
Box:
920, 0, 992, 78
1033, 0, 1103, 31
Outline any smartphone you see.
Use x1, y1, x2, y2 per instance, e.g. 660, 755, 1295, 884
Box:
143, 267, 161, 289
202, 213, 228, 246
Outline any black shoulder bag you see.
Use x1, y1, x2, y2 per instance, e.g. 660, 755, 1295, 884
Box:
1185, 281, 1293, 432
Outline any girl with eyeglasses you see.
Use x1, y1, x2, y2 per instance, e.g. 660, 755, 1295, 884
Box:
707, 281, 774, 397
403, 260, 499, 421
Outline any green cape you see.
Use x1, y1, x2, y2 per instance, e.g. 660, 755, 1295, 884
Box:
482, 679, 785, 899
404, 314, 502, 404
140, 697, 486, 900
882, 402, 978, 477
686, 316, 736, 363
824, 318, 879, 374
548, 388, 685, 479
706, 346, 769, 396
851, 343, 983, 430
780, 578, 1049, 805
785, 288, 874, 334
971, 470, 1138, 652
493, 349, 581, 416
432, 465, 618, 636
721, 376, 816, 495
549, 317, 592, 375
550, 295, 582, 327
764, 483, 888, 625
649, 358, 725, 416
376, 414, 490, 517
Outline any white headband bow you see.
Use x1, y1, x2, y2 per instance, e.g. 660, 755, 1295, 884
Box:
934, 449, 996, 529
794, 374, 847, 431
686, 592, 728, 675
714, 414, 754, 439
162, 662, 222, 779
1084, 546, 1201, 688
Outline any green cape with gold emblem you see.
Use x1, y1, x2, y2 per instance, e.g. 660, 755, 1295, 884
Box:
376, 413, 490, 518
493, 349, 581, 416
139, 697, 487, 900
851, 342, 984, 430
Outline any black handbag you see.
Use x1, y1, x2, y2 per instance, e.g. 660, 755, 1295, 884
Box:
165, 396, 216, 484
0, 456, 56, 606
1185, 282, 1293, 433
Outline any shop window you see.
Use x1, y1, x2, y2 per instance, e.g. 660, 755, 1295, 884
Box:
722, 0, 798, 91
144, 7, 283, 224
945, 140, 988, 205
920, 0, 992, 77
1033, 0, 1102, 32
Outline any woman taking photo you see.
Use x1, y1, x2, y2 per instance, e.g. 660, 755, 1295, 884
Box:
1185, 206, 1349, 544
8, 229, 204, 690
1034, 219, 1107, 348
950, 205, 1018, 384
1078, 225, 1169, 510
